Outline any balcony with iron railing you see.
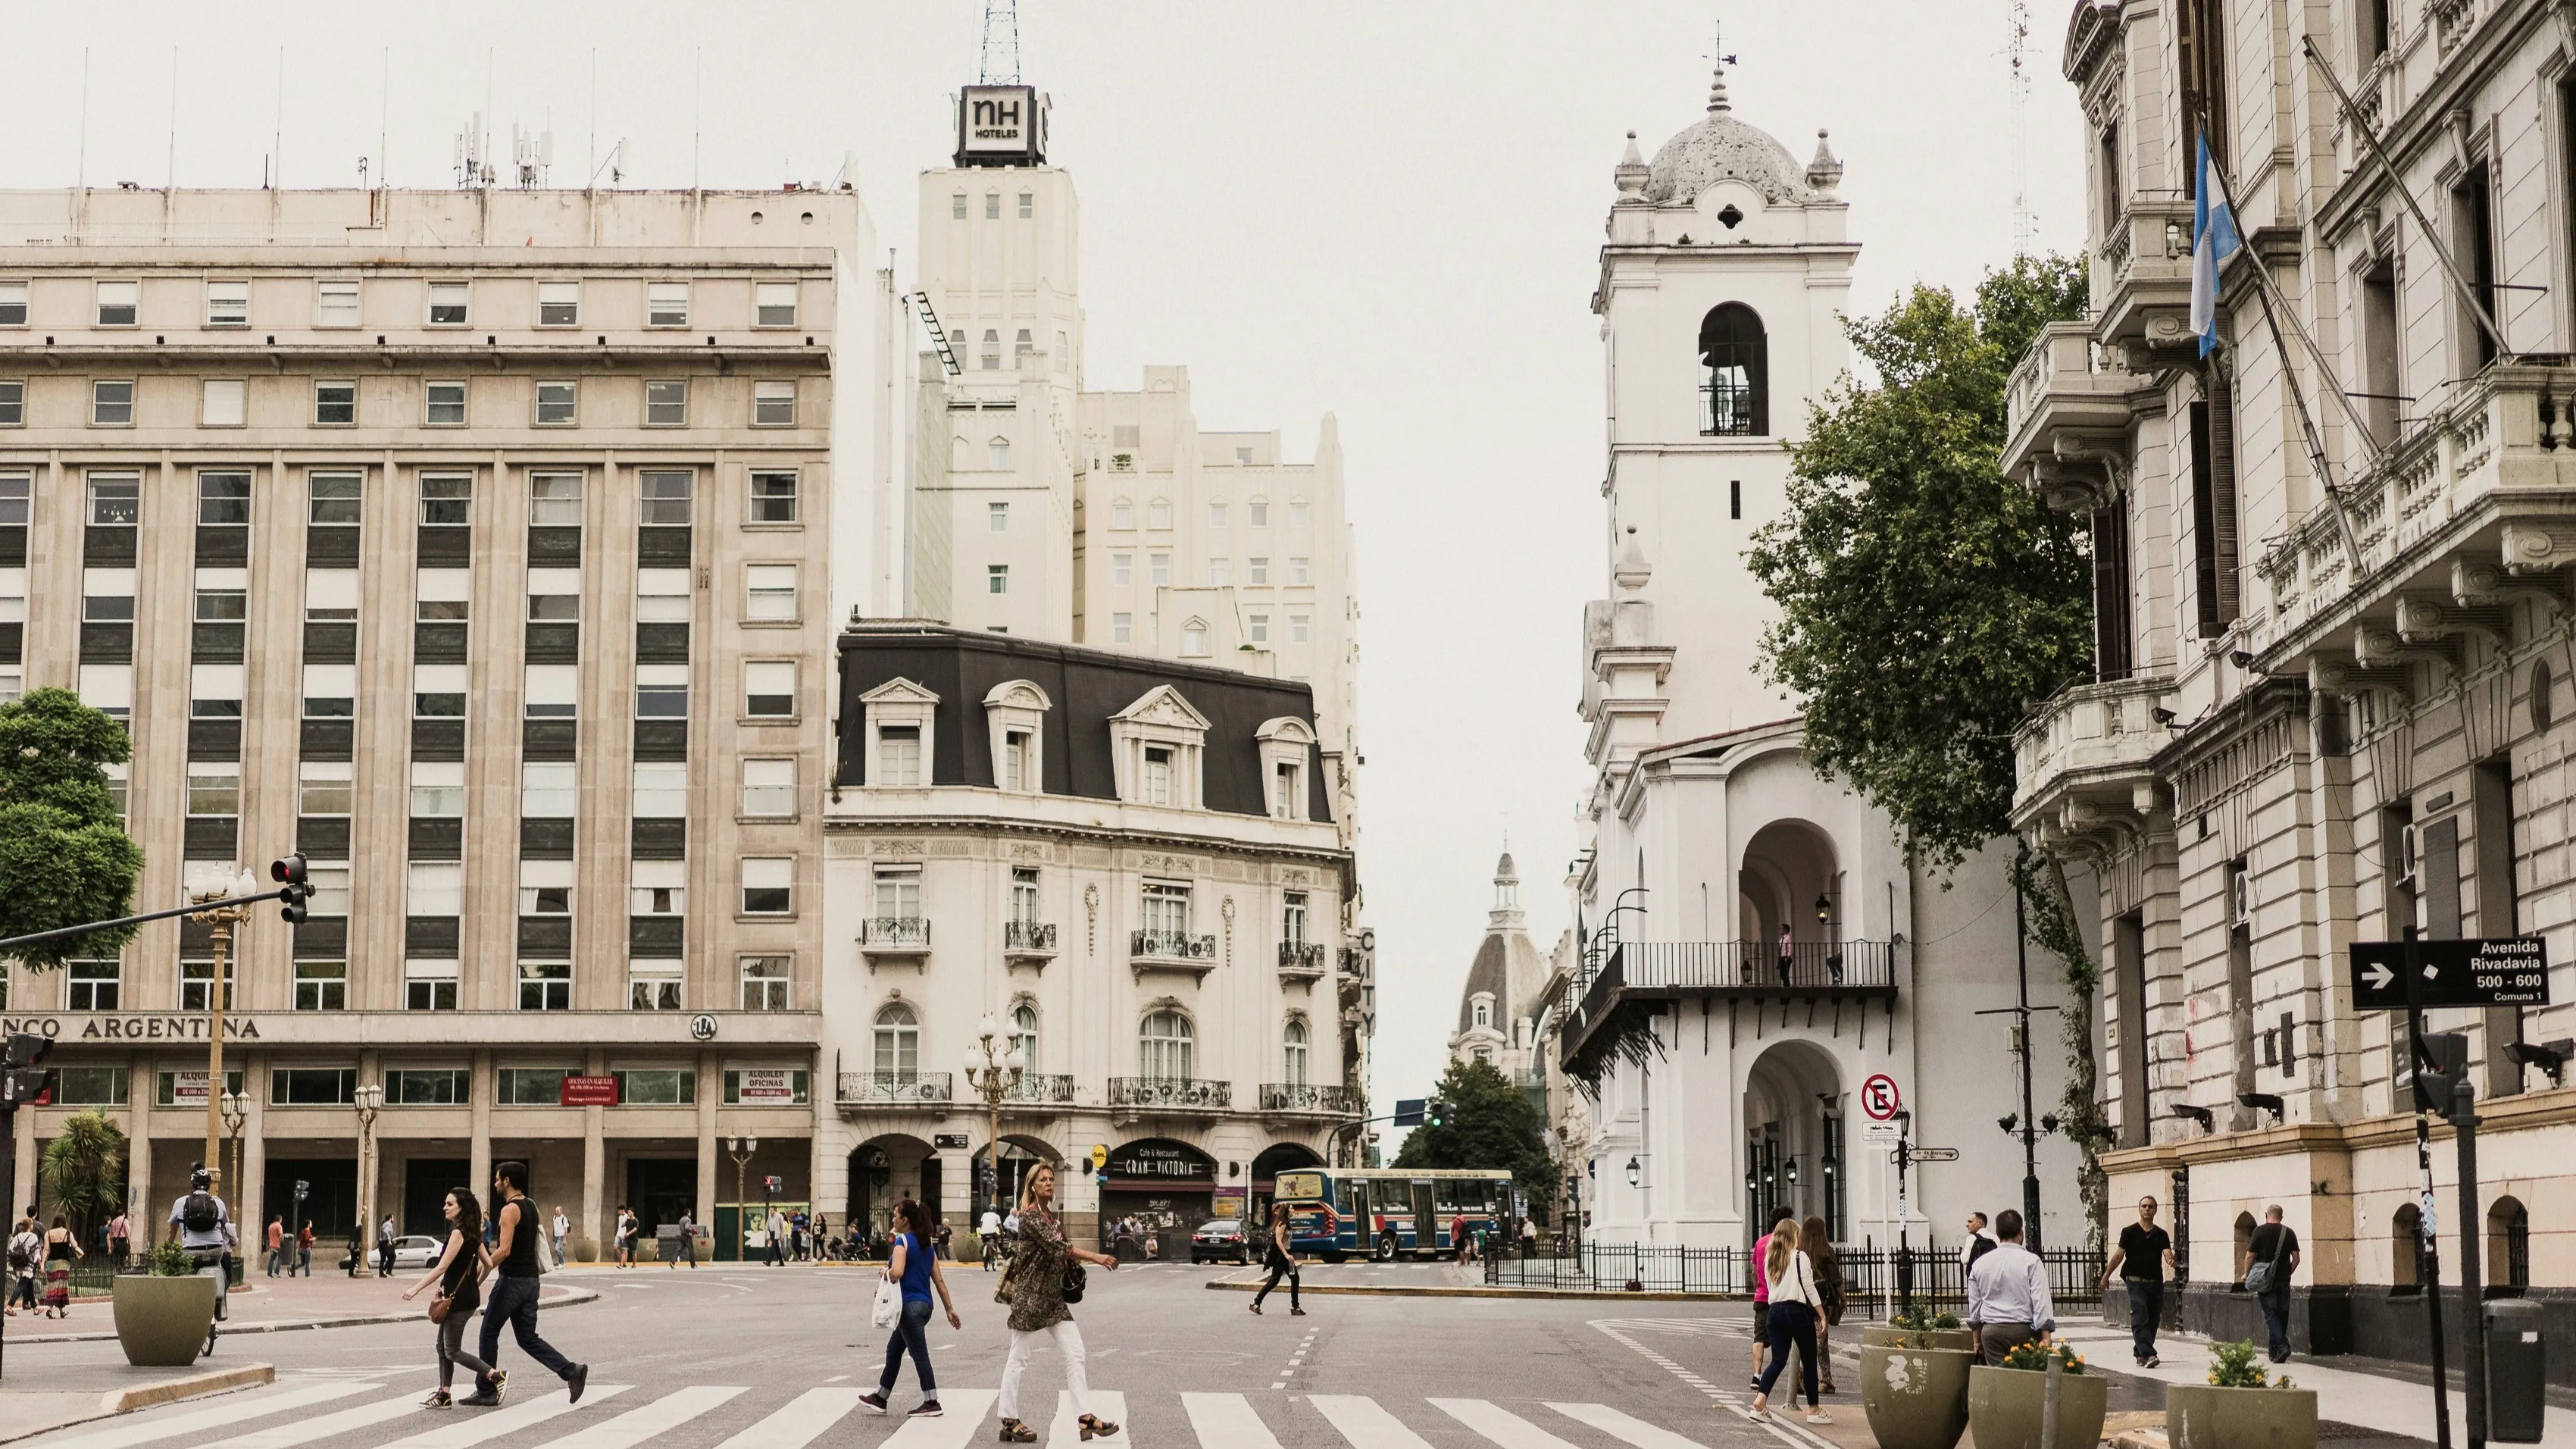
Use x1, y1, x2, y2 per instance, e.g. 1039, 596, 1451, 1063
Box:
836, 1071, 953, 1109
1002, 1072, 1077, 1106
1277, 940, 1327, 980
858, 917, 931, 961
1130, 929, 1218, 978
1560, 939, 1897, 1080
1003, 919, 1058, 963
1106, 1076, 1232, 1113
1258, 1082, 1361, 1116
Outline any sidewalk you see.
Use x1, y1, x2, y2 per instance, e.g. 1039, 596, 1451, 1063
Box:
0, 1362, 273, 1444
2, 1266, 597, 1346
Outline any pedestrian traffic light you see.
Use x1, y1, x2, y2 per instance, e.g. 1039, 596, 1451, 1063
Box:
2413, 1029, 2470, 1117
2, 1032, 54, 1111
270, 853, 310, 924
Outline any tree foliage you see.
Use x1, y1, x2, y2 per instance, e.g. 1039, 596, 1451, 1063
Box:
42, 1109, 128, 1246
1746, 255, 2095, 873
1391, 1058, 1559, 1217
0, 689, 144, 970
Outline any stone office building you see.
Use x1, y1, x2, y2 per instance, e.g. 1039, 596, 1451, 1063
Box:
0, 182, 899, 1255
2009, 0, 2576, 1367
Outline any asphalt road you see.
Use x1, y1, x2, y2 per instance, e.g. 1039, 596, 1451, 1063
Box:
6, 1261, 1819, 1448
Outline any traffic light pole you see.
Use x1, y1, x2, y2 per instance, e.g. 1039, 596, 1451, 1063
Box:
2402, 940, 2454, 1449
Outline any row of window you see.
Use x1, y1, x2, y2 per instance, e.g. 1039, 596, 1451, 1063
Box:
158, 755, 798, 826
9, 376, 804, 430
866, 868, 1316, 946
76, 656, 802, 726
1103, 498, 1311, 531
871, 1000, 1315, 1086
56, 953, 797, 1017
1, 278, 799, 332
24, 465, 798, 529
952, 190, 1039, 221
34, 1063, 797, 1108
1105, 552, 1313, 587
945, 327, 1071, 374
1102, 613, 1311, 653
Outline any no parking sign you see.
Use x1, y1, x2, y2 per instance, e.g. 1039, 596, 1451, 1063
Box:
1860, 1073, 1902, 1122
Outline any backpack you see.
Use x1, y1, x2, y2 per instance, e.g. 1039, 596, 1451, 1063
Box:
183, 1191, 221, 1235
5, 1233, 28, 1272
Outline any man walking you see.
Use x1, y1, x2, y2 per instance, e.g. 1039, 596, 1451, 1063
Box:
551, 1206, 570, 1267
2101, 1196, 2176, 1367
464, 1160, 588, 1407
765, 1207, 789, 1266
377, 1214, 397, 1278
1965, 1209, 2054, 1363
264, 1216, 284, 1276
673, 1210, 699, 1268
1960, 1211, 1998, 1275
2240, 1204, 2301, 1364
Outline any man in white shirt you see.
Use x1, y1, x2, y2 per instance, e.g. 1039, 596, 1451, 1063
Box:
167, 1165, 238, 1321
551, 1206, 570, 1267
765, 1208, 788, 1267
1965, 1209, 2055, 1363
980, 1206, 1003, 1271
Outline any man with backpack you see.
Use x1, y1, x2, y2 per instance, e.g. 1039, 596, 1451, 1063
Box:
7, 1217, 39, 1314
167, 1165, 236, 1322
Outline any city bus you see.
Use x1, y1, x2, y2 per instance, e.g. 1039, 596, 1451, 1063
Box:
1271, 1167, 1515, 1262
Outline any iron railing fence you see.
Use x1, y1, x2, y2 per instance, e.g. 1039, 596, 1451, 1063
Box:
1484, 1240, 2108, 1309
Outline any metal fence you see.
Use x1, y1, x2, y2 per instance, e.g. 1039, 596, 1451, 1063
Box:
1485, 1239, 2107, 1310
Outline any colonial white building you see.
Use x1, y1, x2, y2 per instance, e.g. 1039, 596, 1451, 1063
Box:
1562, 61, 2087, 1253
2009, 0, 2576, 1362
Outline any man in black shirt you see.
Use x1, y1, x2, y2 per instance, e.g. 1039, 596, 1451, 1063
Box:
2240, 1205, 2301, 1363
2100, 1195, 2177, 1366
463, 1161, 589, 1407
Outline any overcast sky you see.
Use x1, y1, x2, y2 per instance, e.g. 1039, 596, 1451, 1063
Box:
6, 2, 2086, 1146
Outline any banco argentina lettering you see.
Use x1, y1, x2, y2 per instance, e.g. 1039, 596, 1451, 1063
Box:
0, 1015, 262, 1042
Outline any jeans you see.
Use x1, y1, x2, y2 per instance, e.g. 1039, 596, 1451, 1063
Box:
998, 1319, 1090, 1422
1253, 1257, 1300, 1310
477, 1274, 577, 1394
1756, 1300, 1819, 1407
2124, 1278, 2164, 1361
880, 1297, 937, 1395
435, 1286, 493, 1390
2258, 1288, 2291, 1361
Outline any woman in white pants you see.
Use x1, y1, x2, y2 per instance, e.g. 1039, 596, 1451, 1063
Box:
994, 1163, 1121, 1441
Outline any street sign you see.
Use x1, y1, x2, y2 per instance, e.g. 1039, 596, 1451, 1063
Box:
1089, 1144, 1109, 1170
1862, 1121, 1900, 1141
2349, 938, 2552, 1010
1860, 1073, 1902, 1121
1393, 1097, 1427, 1128
1911, 1147, 1961, 1163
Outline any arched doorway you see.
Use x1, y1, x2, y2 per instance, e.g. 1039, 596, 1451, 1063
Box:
846, 1134, 936, 1243
1743, 1039, 1844, 1245
1249, 1143, 1324, 1232
1739, 820, 1843, 985
1100, 1138, 1216, 1261
970, 1134, 1062, 1223
2487, 1197, 2529, 1292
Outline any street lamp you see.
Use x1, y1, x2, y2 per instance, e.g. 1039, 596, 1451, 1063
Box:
962, 1014, 1026, 1220
217, 1091, 249, 1238
727, 1135, 759, 1260
352, 1084, 382, 1272
186, 865, 258, 1196
1624, 1156, 1642, 1190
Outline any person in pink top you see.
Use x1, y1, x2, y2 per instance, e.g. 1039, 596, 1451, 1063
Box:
1750, 1204, 1794, 1389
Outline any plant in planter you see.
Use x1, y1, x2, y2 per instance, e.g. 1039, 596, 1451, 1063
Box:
1866, 1305, 1974, 1351
111, 1238, 220, 1367
2166, 1341, 2318, 1449
1969, 1339, 2109, 1449
1861, 1322, 1977, 1449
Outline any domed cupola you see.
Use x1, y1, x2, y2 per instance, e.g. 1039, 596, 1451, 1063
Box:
1643, 59, 1824, 207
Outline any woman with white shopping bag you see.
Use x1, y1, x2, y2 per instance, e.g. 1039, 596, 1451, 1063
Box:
859, 1199, 959, 1419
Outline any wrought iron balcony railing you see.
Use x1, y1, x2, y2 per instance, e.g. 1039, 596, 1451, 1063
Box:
1258, 1082, 1360, 1114
1004, 919, 1058, 953
1277, 941, 1327, 975
837, 1071, 952, 1105
1105, 1076, 1231, 1110
860, 917, 931, 949
1131, 930, 1216, 962
1002, 1072, 1077, 1105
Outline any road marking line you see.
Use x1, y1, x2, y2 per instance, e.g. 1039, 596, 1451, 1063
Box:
883, 1388, 996, 1447
199, 1393, 421, 1449
1433, 1399, 1584, 1448
1549, 1402, 1714, 1448
711, 1387, 864, 1449
538, 1385, 744, 1449
374, 1385, 630, 1449
36, 1384, 372, 1449
1045, 1388, 1126, 1445
1183, 1393, 1283, 1448
1310, 1394, 1437, 1448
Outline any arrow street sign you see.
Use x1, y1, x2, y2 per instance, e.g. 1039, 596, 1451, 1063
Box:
1909, 1147, 1960, 1163
2349, 938, 2553, 1011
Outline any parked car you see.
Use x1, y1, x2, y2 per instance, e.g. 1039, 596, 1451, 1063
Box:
388, 1235, 443, 1272
1190, 1219, 1251, 1264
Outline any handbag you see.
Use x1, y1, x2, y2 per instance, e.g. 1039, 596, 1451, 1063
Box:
1061, 1260, 1086, 1305
428, 1294, 453, 1324
2243, 1224, 2293, 1295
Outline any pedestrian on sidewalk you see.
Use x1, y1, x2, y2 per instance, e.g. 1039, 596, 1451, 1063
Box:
297, 1221, 314, 1277
2240, 1205, 2301, 1365
7, 1217, 38, 1314
981, 1205, 1002, 1271
464, 1160, 589, 1408
674, 1210, 698, 1268
1249, 1203, 1303, 1316
107, 1210, 130, 1271
1961, 1211, 1998, 1276
1519, 1216, 1537, 1260
1801, 1216, 1843, 1395
378, 1215, 398, 1278
344, 1222, 365, 1277
1749, 1203, 1793, 1390
766, 1207, 788, 1266
1965, 1209, 2054, 1363
264, 1216, 283, 1276
2102, 1195, 2176, 1367
550, 1206, 569, 1268
993, 1162, 1121, 1443
40, 1215, 80, 1319
1749, 1217, 1830, 1426
859, 1197, 961, 1420
612, 1206, 634, 1268
933, 1217, 952, 1261
402, 1188, 496, 1410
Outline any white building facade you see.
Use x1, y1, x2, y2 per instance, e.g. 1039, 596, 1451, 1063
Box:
1562, 65, 2087, 1254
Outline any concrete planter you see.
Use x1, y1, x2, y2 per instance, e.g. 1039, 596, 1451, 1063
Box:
1862, 1325, 1978, 1353
110, 1272, 217, 1367
1861, 1344, 1974, 1449
2165, 1385, 2319, 1449
1967, 1365, 2109, 1449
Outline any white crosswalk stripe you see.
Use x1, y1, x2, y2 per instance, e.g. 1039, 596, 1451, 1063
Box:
1549, 1401, 1715, 1449
883, 1388, 998, 1446
372, 1385, 630, 1449
533, 1385, 742, 1449
198, 1391, 422, 1449
1182, 1392, 1282, 1448
1309, 1394, 1438, 1449
35, 1383, 374, 1449
1044, 1388, 1127, 1444
1433, 1398, 1587, 1448
708, 1386, 863, 1449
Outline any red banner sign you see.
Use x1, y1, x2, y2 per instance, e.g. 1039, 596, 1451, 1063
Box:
560, 1075, 619, 1107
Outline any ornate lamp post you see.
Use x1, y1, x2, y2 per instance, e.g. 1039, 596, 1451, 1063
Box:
352, 1084, 383, 1269
217, 1091, 249, 1229
186, 865, 258, 1194
727, 1135, 758, 1260
961, 1014, 1025, 1218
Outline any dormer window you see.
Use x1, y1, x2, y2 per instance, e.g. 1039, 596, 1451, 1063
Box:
1474, 997, 1493, 1028
1108, 685, 1210, 809
982, 679, 1051, 793
1255, 715, 1318, 822
859, 678, 939, 788
1180, 619, 1209, 656
1004, 732, 1030, 790
1142, 747, 1174, 805
879, 727, 921, 786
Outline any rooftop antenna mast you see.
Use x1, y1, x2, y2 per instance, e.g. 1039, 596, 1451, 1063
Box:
2007, 0, 2035, 254
979, 0, 1022, 83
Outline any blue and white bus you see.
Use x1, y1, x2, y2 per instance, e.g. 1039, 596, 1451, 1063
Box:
1272, 1167, 1515, 1262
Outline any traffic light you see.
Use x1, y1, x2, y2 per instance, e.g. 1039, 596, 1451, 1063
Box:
2, 1032, 53, 1110
1425, 1099, 1449, 1130
2413, 1030, 2470, 1117
271, 853, 311, 924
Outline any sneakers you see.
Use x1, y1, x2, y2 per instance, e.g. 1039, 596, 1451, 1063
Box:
421, 1390, 453, 1410
2144, 1354, 2162, 1369
1807, 1410, 1834, 1425
858, 1391, 889, 1415
1249, 1301, 1263, 1315
567, 1363, 590, 1405
489, 1370, 508, 1398
455, 1393, 501, 1408
1290, 1307, 1307, 1316
909, 1401, 944, 1418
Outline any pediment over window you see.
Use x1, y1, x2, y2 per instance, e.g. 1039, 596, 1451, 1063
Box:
1112, 684, 1211, 734
1255, 716, 1315, 747
983, 679, 1052, 713
861, 678, 942, 707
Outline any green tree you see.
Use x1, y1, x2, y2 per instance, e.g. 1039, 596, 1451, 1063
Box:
1745, 255, 2113, 1241
41, 1109, 128, 1246
1391, 1059, 1558, 1216
0, 688, 144, 972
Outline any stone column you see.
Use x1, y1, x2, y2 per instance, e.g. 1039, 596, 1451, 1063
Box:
696, 1049, 719, 1249
580, 1047, 606, 1257
468, 1050, 493, 1216
126, 1053, 155, 1222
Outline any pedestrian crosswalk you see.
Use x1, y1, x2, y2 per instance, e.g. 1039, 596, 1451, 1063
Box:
30, 1379, 1744, 1449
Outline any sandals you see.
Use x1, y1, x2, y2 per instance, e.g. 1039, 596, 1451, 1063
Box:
998, 1419, 1038, 1444
1080, 1415, 1123, 1440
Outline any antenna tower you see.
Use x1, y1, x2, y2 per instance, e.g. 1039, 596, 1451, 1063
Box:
2007, 0, 2034, 254
979, 0, 1022, 84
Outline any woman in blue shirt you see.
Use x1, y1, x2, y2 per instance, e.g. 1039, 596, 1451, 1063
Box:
860, 1199, 961, 1419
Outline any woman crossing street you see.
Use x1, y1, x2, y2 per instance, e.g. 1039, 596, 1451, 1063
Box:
401, 1188, 496, 1410
858, 1199, 960, 1419
993, 1163, 1121, 1442
1248, 1203, 1302, 1316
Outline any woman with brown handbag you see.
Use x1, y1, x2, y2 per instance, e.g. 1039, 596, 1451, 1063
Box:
402, 1188, 497, 1409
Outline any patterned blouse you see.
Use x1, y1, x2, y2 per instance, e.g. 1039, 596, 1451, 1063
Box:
1005, 1203, 1073, 1332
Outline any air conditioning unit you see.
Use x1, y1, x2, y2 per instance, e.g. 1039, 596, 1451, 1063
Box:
2228, 870, 2252, 925
2395, 824, 2420, 887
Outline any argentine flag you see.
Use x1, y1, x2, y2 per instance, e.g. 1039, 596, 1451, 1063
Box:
2188, 136, 2240, 357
